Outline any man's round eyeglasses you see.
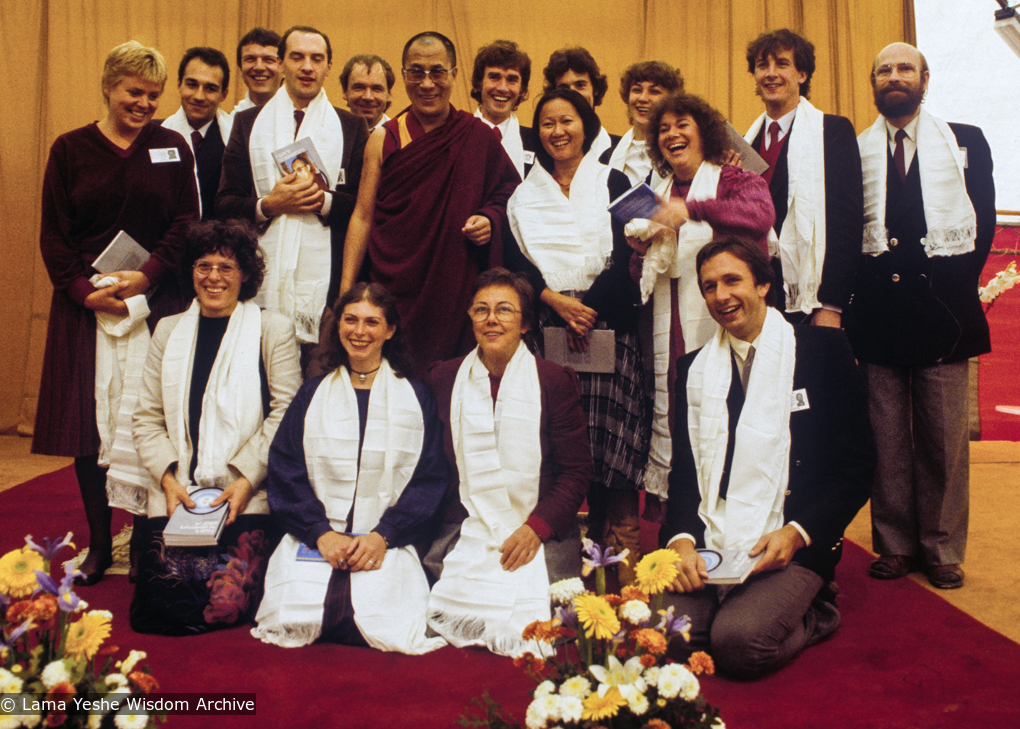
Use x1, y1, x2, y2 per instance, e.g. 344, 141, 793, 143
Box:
402, 67, 452, 85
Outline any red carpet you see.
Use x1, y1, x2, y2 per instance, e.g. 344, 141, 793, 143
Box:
5, 466, 1020, 729
979, 227, 1020, 441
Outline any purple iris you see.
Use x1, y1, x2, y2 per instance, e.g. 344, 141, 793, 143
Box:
33, 561, 83, 612
25, 532, 75, 562
1, 619, 32, 649
554, 603, 580, 632
580, 537, 629, 577
656, 606, 692, 638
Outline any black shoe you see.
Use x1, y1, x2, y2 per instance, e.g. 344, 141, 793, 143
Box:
73, 550, 113, 587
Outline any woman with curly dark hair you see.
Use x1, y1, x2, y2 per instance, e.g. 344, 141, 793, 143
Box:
129, 219, 302, 634
628, 92, 775, 498
253, 282, 448, 653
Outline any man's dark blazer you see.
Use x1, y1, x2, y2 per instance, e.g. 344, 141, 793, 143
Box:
215, 103, 369, 307
846, 122, 995, 367
662, 325, 875, 582
752, 115, 864, 312
156, 116, 225, 220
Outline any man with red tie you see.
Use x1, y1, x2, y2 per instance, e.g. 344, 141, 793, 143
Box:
743, 29, 863, 328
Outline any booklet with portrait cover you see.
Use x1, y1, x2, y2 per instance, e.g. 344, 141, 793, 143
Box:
163, 488, 228, 547
92, 230, 150, 275
272, 137, 333, 191
698, 548, 763, 585
607, 181, 659, 224
543, 327, 616, 374
295, 534, 367, 563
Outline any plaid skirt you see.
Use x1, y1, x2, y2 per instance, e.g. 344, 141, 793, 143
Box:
539, 318, 649, 491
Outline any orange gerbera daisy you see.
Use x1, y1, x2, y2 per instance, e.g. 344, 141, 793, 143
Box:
633, 628, 668, 655
620, 585, 649, 603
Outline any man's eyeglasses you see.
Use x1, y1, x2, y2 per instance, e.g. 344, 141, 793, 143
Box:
874, 63, 919, 80
193, 262, 239, 278
402, 67, 452, 85
468, 303, 520, 322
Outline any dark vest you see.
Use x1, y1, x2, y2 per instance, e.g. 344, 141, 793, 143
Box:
195, 119, 226, 220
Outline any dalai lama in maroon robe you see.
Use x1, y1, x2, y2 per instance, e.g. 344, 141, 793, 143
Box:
340, 31, 520, 371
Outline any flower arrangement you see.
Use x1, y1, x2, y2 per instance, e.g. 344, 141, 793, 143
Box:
979, 260, 1020, 311
0, 534, 163, 729
459, 540, 724, 729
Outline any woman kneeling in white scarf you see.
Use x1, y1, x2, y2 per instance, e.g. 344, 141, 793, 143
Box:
425, 268, 593, 657
253, 283, 448, 653
132, 220, 302, 634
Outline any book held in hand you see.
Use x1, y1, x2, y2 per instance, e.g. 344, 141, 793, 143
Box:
273, 138, 332, 191
698, 548, 763, 585
92, 230, 150, 275
543, 327, 616, 374
724, 123, 770, 176
607, 181, 659, 224
163, 487, 228, 547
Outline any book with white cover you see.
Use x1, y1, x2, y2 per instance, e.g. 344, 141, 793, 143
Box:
163, 488, 228, 547
92, 231, 150, 274
698, 548, 763, 585
543, 327, 615, 374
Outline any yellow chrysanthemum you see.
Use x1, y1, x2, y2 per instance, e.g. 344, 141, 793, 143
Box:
0, 548, 44, 599
634, 549, 680, 595
581, 685, 627, 721
574, 594, 621, 640
63, 611, 112, 660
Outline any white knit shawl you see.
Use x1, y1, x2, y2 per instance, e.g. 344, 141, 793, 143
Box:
507, 151, 613, 293
427, 344, 548, 657
858, 108, 976, 258
630, 162, 721, 498
253, 363, 444, 654
249, 87, 344, 343
745, 97, 827, 314
687, 307, 794, 551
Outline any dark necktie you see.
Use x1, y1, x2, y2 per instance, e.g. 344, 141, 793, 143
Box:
893, 128, 907, 182
191, 130, 203, 153
294, 109, 305, 139
493, 125, 502, 141
740, 346, 755, 393
767, 121, 780, 151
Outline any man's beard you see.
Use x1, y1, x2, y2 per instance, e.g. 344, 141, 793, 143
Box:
874, 83, 924, 119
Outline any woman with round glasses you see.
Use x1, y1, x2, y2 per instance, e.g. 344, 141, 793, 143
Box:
130, 219, 301, 634
33, 41, 199, 586
425, 268, 591, 656
505, 88, 648, 583
254, 282, 448, 652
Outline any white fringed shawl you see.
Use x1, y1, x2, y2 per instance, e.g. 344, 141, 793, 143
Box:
249, 88, 344, 343
93, 275, 153, 516
426, 344, 548, 657
858, 108, 976, 258
745, 97, 827, 314
253, 363, 444, 654
628, 162, 720, 498
687, 308, 794, 550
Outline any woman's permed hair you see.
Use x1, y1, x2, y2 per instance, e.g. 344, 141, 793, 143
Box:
646, 92, 731, 178
180, 219, 266, 302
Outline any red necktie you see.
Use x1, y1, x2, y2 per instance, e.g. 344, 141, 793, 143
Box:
191, 130, 203, 153
767, 121, 780, 151
294, 109, 305, 139
893, 128, 907, 182
759, 121, 783, 184
493, 125, 502, 141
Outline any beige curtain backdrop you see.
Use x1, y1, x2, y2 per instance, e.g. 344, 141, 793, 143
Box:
1, 0, 914, 436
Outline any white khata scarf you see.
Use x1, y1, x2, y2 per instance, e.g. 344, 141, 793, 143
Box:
687, 307, 794, 551
93, 275, 153, 516
591, 126, 613, 159
161, 300, 263, 491
745, 97, 827, 314
253, 363, 444, 654
508, 151, 613, 293
161, 106, 235, 219
249, 87, 344, 343
625, 162, 720, 498
475, 109, 526, 179
427, 344, 548, 658
607, 127, 667, 189
859, 108, 976, 258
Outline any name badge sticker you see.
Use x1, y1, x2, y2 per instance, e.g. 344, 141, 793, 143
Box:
523, 150, 536, 165
791, 388, 810, 412
149, 148, 181, 163
336, 168, 346, 186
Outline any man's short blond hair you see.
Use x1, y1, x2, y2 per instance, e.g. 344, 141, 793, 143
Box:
101, 40, 167, 104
